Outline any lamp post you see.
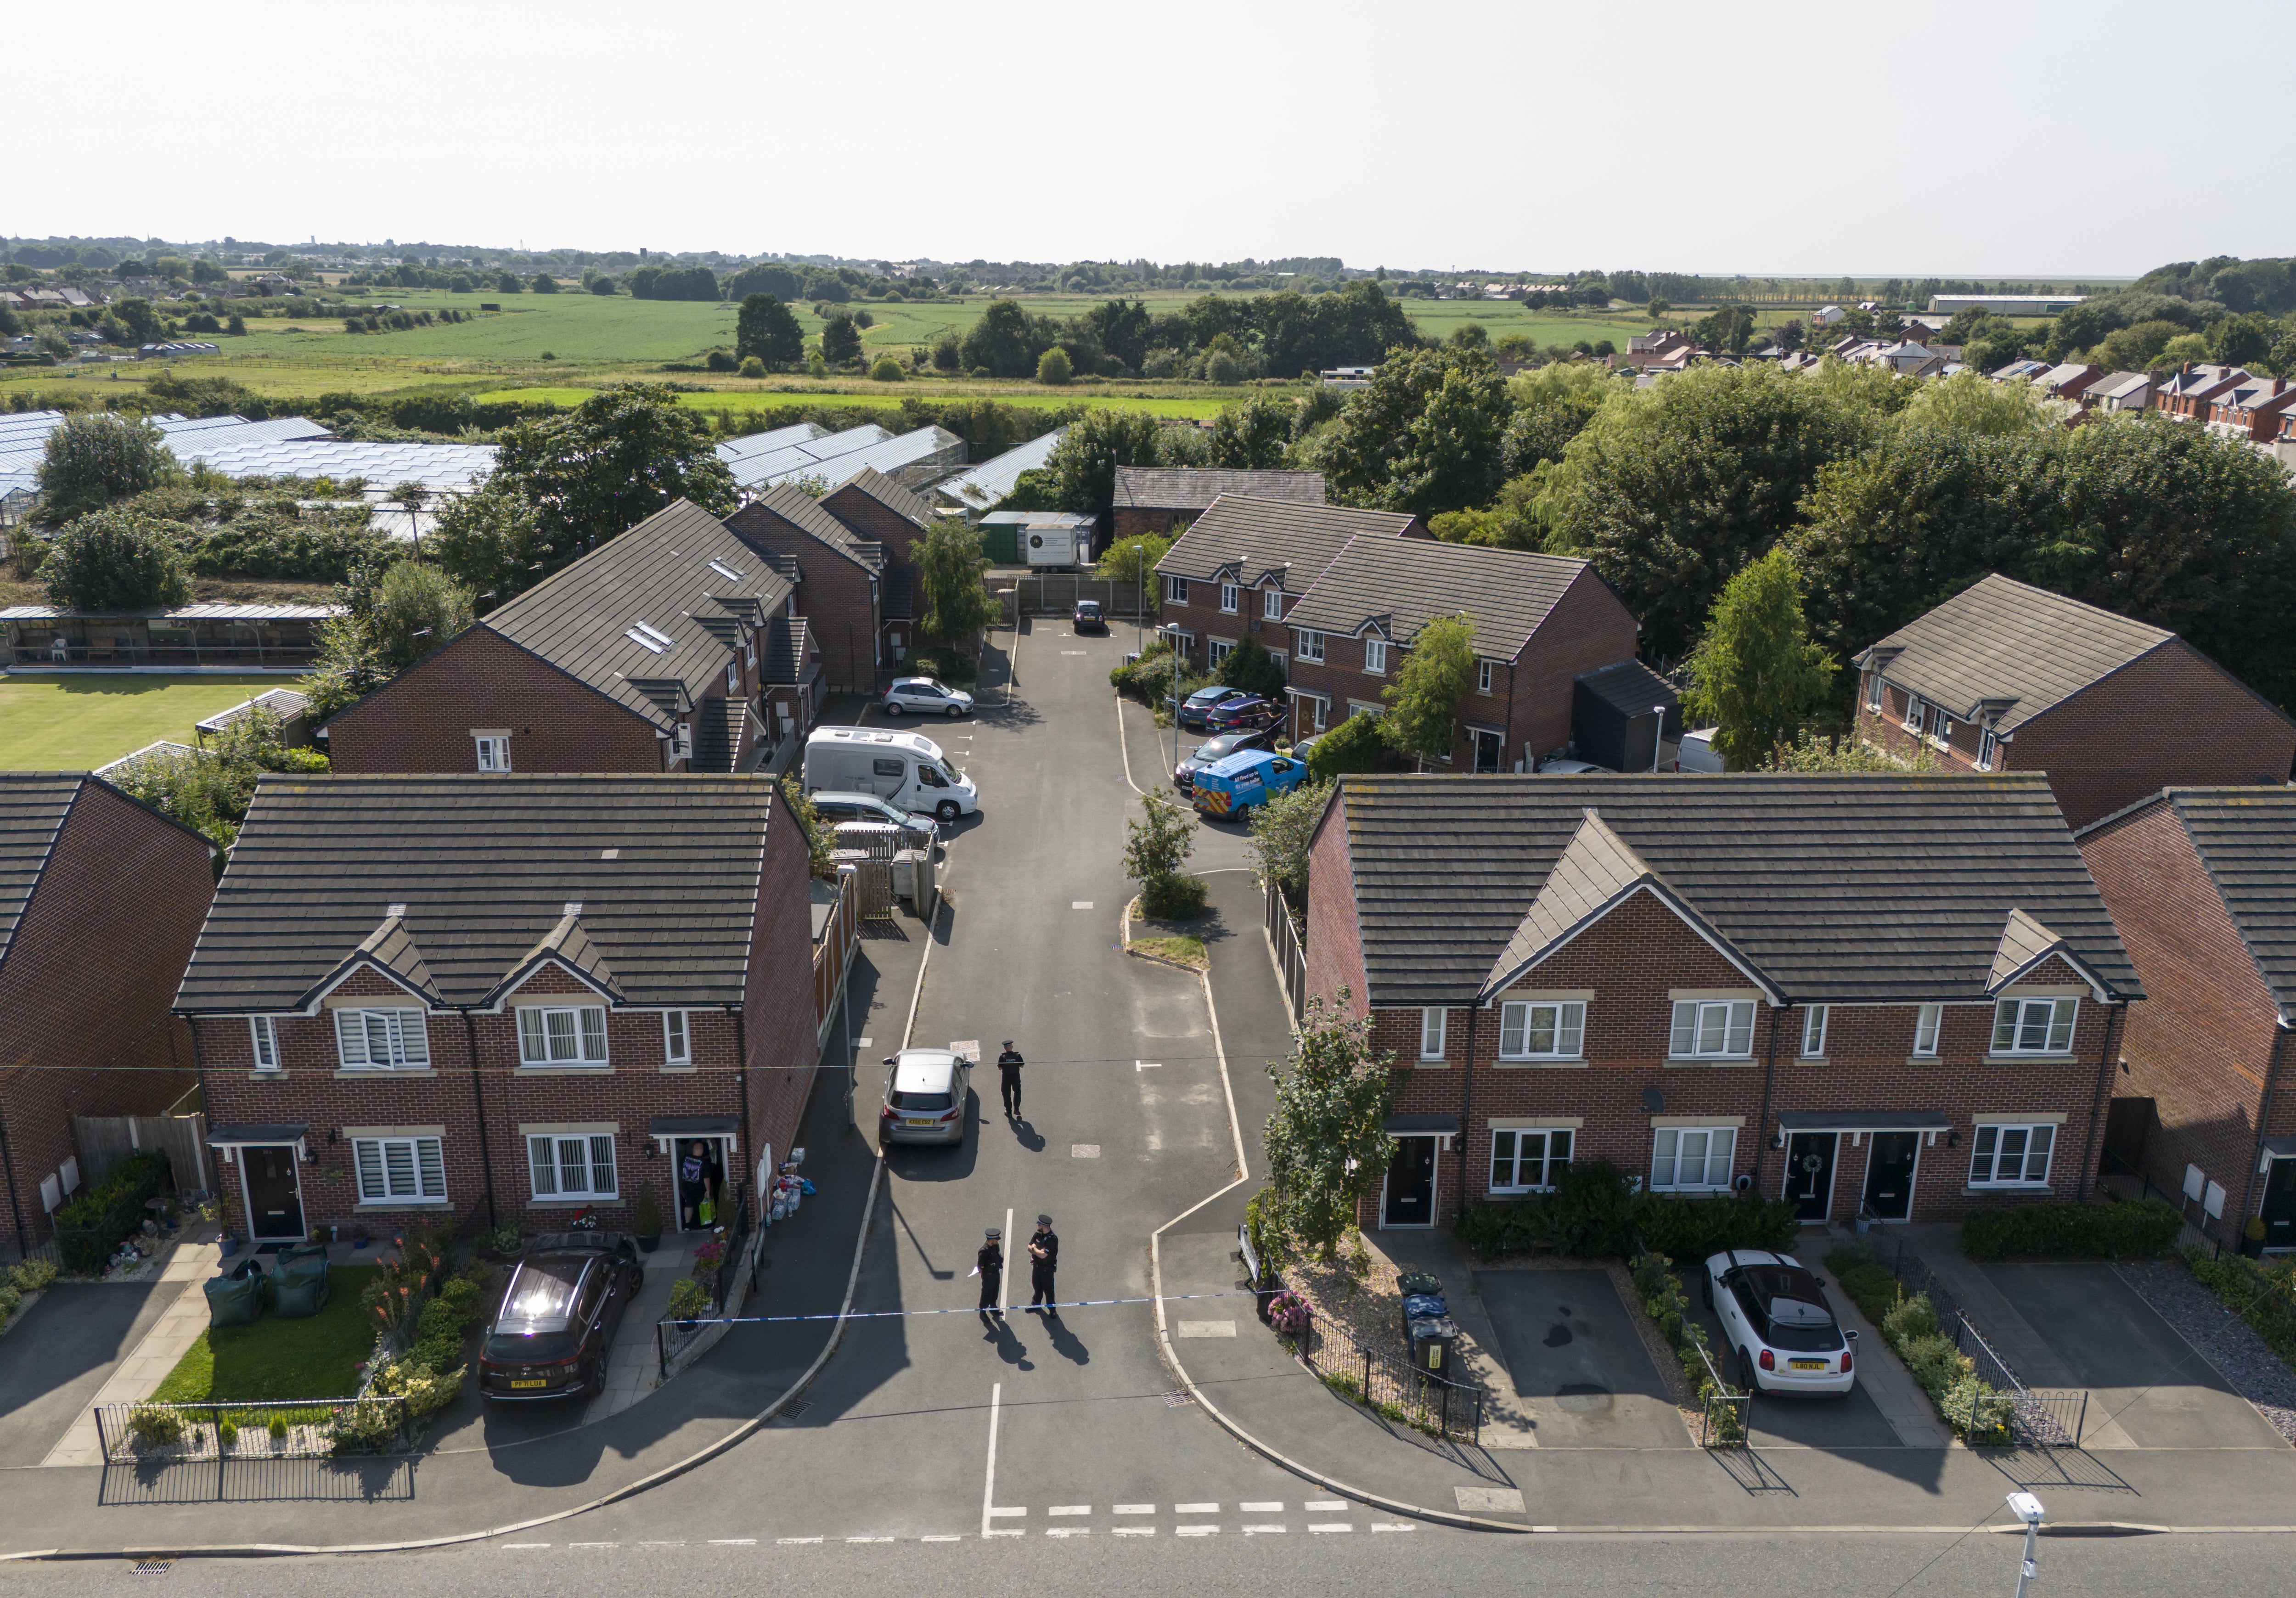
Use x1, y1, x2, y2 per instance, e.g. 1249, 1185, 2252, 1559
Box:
1131, 542, 1144, 656
2006, 1493, 2043, 1598
1652, 703, 1668, 772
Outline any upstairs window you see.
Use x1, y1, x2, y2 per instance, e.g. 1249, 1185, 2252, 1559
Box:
664, 1010, 691, 1066
1976, 728, 1999, 771
1992, 996, 2077, 1055
1263, 587, 1282, 619
1164, 576, 1189, 605
1865, 673, 1883, 713
1294, 630, 1325, 663
1902, 694, 1926, 733
727, 661, 741, 693
1363, 639, 1388, 675
1929, 706, 1954, 746
1477, 660, 1494, 694
519, 1004, 609, 1066
474, 735, 510, 773
1499, 1000, 1584, 1059
1419, 1007, 1447, 1060
336, 1008, 430, 1069
1670, 999, 1755, 1058
674, 722, 692, 762
1801, 1006, 1829, 1058
1219, 583, 1239, 614
250, 1016, 281, 1071
1913, 1003, 1943, 1056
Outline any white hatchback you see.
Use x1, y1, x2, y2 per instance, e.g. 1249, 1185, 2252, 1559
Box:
1701, 1249, 1857, 1395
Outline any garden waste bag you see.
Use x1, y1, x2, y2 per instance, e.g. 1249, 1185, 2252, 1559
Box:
270, 1244, 330, 1319
204, 1258, 266, 1328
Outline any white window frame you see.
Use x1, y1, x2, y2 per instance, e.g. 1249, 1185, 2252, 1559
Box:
1992, 996, 2077, 1055
1902, 694, 1926, 733
1210, 639, 1233, 667
335, 1007, 431, 1069
664, 1010, 691, 1067
1419, 1007, 1447, 1061
1801, 1005, 1829, 1058
1363, 638, 1388, 675
250, 1016, 281, 1071
1294, 629, 1325, 663
527, 1133, 619, 1201
1219, 582, 1239, 614
1968, 1123, 2055, 1187
1262, 586, 1282, 619
1865, 672, 1883, 713
353, 1136, 447, 1204
1929, 706, 1953, 747
1913, 1002, 1943, 1056
1976, 728, 1998, 771
1164, 575, 1189, 605
474, 734, 510, 773
726, 660, 741, 694
518, 1004, 610, 1066
1477, 659, 1494, 694
673, 722, 693, 762
1490, 1127, 1572, 1195
1669, 999, 1755, 1059
1650, 1126, 1736, 1192
1498, 1000, 1586, 1060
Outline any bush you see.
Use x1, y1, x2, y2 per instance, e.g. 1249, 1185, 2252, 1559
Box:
1036, 346, 1073, 386
1828, 1257, 1902, 1325
1306, 710, 1393, 782
738, 355, 766, 378
1824, 1251, 2011, 1442
216, 1417, 239, 1449
1635, 1193, 1800, 1260
1109, 639, 1179, 706
705, 349, 737, 373
37, 411, 175, 524
329, 1397, 402, 1454
11, 1258, 57, 1294
2187, 1249, 2296, 1369
1631, 1251, 1738, 1438
1960, 1199, 2181, 1261
127, 1404, 186, 1448
869, 354, 906, 382
52, 1150, 173, 1274
1139, 872, 1209, 920
42, 509, 194, 610
1881, 1291, 1940, 1345
371, 1356, 465, 1418
667, 1278, 711, 1321
0, 1282, 20, 1323
1458, 1162, 1770, 1260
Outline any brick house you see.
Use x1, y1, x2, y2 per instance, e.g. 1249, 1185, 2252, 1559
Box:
2204, 373, 2296, 443
819, 468, 941, 673
0, 774, 216, 1257
727, 484, 890, 692
2077, 788, 2296, 1251
326, 501, 821, 776
1303, 774, 2137, 1231
1281, 536, 1647, 771
177, 774, 820, 1247
2153, 363, 2249, 421
1114, 467, 1325, 542
1853, 574, 2296, 829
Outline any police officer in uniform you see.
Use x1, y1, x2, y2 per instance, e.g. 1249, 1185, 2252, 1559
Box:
1026, 1214, 1059, 1315
996, 1040, 1025, 1119
976, 1227, 1003, 1319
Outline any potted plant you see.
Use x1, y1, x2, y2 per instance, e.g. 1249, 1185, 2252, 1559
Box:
2245, 1215, 2268, 1258
632, 1182, 662, 1253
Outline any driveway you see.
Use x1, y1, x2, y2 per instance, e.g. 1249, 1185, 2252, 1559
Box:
1472, 1269, 1686, 1448
0, 1283, 170, 1468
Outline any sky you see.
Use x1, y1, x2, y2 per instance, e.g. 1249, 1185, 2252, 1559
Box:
11, 0, 2292, 279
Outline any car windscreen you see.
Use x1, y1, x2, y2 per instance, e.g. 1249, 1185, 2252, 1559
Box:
890, 1089, 953, 1111
935, 759, 962, 784
1193, 739, 1234, 761
495, 1257, 584, 1332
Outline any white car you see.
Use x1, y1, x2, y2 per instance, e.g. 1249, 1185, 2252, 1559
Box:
1702, 1249, 1857, 1395
882, 677, 974, 719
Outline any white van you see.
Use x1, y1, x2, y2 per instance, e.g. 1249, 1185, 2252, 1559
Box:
803, 726, 979, 822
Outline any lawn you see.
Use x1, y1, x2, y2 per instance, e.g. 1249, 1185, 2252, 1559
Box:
475, 383, 1237, 420
151, 1264, 379, 1403
0, 673, 282, 771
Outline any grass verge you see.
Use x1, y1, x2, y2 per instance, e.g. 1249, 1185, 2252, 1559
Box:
151, 1264, 379, 1403
1128, 934, 1207, 970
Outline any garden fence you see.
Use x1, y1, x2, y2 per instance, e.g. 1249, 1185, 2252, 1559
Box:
1262, 882, 1306, 1024
93, 1396, 413, 1505
1290, 1299, 1483, 1446
1693, 1340, 1751, 1449
1869, 1233, 2085, 1446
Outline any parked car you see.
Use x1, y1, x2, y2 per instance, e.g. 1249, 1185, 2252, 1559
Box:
1192, 748, 1309, 819
804, 726, 979, 824
478, 1233, 645, 1402
1173, 729, 1275, 792
808, 790, 940, 846
1072, 600, 1107, 634
1701, 1249, 1856, 1396
880, 1048, 972, 1146
1204, 695, 1281, 734
1176, 685, 1251, 730
1535, 758, 1606, 775
882, 677, 975, 719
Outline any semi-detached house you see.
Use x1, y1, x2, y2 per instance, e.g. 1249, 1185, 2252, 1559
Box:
1305, 774, 2138, 1232
179, 775, 819, 1248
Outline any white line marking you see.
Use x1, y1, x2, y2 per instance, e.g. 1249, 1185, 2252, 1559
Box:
1071, 1143, 1101, 1157
1045, 1528, 1089, 1538
1061, 650, 1087, 656
638, 1540, 684, 1546
855, 1037, 872, 1049
1001, 1207, 1013, 1315
1305, 1500, 1347, 1511
1112, 1527, 1155, 1537
922, 1535, 961, 1542
1176, 1525, 1219, 1537
777, 1537, 823, 1545
980, 1381, 1003, 1540
1370, 1523, 1418, 1532
1243, 1524, 1286, 1535
707, 1538, 756, 1545
1113, 1503, 1154, 1514
1309, 1524, 1354, 1533
988, 1507, 1027, 1518
569, 1542, 619, 1548
501, 1543, 551, 1549
1071, 900, 1094, 909
1174, 1502, 1219, 1514
1240, 1501, 1284, 1513
846, 1536, 894, 1544
1048, 1505, 1091, 1516
985, 1530, 1024, 1539
1137, 1060, 1161, 1070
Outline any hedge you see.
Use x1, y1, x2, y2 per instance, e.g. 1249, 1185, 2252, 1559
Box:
1960, 1198, 2182, 1261
1454, 1162, 1799, 1262
52, 1150, 173, 1274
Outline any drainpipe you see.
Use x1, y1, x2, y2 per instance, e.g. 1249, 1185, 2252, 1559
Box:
734, 1006, 753, 1227
1752, 999, 1788, 1193
2078, 1001, 2126, 1204
459, 1011, 498, 1231
2234, 1018, 2292, 1241
1456, 1006, 1479, 1224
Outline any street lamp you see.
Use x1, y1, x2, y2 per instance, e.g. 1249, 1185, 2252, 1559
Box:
1131, 542, 1144, 656
1651, 703, 1668, 772
2006, 1492, 2043, 1598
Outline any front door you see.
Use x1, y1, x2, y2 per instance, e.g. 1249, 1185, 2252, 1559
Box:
241, 1146, 304, 1242
1382, 1137, 1437, 1228
2262, 1158, 2296, 1252
1469, 728, 1504, 775
1863, 1132, 1919, 1221
675, 1137, 730, 1232
1785, 1132, 1837, 1222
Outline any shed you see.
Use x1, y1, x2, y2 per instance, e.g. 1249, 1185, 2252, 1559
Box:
1570, 658, 1681, 772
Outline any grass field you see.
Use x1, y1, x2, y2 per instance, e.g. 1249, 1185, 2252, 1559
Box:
0, 674, 282, 770
474, 383, 1239, 420
151, 1265, 379, 1403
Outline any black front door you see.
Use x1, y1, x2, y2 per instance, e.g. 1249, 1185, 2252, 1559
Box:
1863, 1132, 1919, 1221
1470, 728, 1504, 775
243, 1146, 304, 1241
1382, 1137, 1436, 1228
1785, 1133, 1837, 1221
2262, 1159, 2296, 1251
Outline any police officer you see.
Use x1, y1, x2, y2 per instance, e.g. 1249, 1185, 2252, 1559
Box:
976, 1226, 1003, 1319
996, 1040, 1025, 1119
1026, 1214, 1059, 1315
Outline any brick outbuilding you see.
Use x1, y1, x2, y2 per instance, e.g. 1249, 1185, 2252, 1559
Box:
1304, 773, 2138, 1232
1113, 466, 1324, 542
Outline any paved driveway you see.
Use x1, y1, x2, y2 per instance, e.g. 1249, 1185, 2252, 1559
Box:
0, 1283, 169, 1468
1681, 1281, 1903, 1450
1473, 1270, 1685, 1447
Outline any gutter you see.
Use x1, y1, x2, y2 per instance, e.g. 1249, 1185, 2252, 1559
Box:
1456, 1006, 1478, 1224
1752, 1000, 1788, 1192
2079, 1000, 2127, 1204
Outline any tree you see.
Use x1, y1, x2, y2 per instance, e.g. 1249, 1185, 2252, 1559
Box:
495, 270, 523, 294
1208, 394, 1293, 469
1245, 776, 1332, 906
108, 298, 164, 345
821, 313, 862, 366
1123, 790, 1205, 919
1216, 634, 1288, 699
916, 517, 996, 647
367, 561, 475, 670
1681, 546, 1837, 770
1893, 369, 2053, 439
36, 411, 176, 525
1045, 407, 1164, 525
930, 332, 962, 373
1035, 345, 1073, 385
735, 294, 804, 369
428, 485, 550, 605
531, 273, 560, 293
1204, 349, 1243, 385
1692, 304, 1755, 354
725, 263, 801, 302
2208, 313, 2279, 368
1647, 298, 1671, 322
299, 616, 388, 723
1093, 530, 1173, 604
41, 509, 193, 610
587, 274, 616, 296
1379, 613, 1476, 765
1310, 346, 1500, 512
960, 298, 1037, 377
106, 706, 328, 850
1305, 710, 1390, 780
1263, 993, 1398, 1262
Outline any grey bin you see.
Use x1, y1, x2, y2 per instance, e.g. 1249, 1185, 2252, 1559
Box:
1407, 1315, 1460, 1380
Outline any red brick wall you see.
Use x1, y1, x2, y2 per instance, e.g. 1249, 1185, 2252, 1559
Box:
1155, 575, 1259, 675
326, 626, 668, 775
1303, 793, 1370, 1019
2079, 801, 2284, 1224
1505, 568, 1642, 770
823, 485, 929, 572
728, 504, 881, 691
740, 798, 821, 1179
0, 783, 213, 1254
1115, 507, 1195, 542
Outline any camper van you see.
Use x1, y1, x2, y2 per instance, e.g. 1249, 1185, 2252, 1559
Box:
803, 726, 979, 822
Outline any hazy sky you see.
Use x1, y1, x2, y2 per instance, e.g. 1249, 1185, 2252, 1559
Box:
14, 0, 2291, 278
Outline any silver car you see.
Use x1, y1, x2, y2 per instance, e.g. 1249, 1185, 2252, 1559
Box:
879, 1049, 971, 1145
807, 790, 940, 847
881, 677, 974, 719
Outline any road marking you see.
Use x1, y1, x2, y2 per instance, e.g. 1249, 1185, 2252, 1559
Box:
1240, 1501, 1284, 1513
707, 1539, 756, 1545
846, 1536, 894, 1544
1137, 1060, 1161, 1070
855, 1037, 872, 1049
570, 1542, 619, 1548
1177, 1320, 1236, 1337
1305, 1499, 1347, 1512
1045, 1528, 1089, 1538
1071, 900, 1094, 909
638, 1540, 684, 1546
985, 1530, 1024, 1539
922, 1535, 961, 1542
1061, 651, 1087, 656
1072, 1143, 1101, 1158
1176, 1525, 1219, 1537
1309, 1524, 1354, 1534
1112, 1527, 1155, 1537
1242, 1524, 1287, 1536
988, 1508, 1027, 1518
501, 1543, 551, 1549
1113, 1503, 1154, 1515
1174, 1502, 1219, 1514
777, 1537, 823, 1545
980, 1381, 1004, 1539
1370, 1523, 1418, 1533
1048, 1505, 1091, 1516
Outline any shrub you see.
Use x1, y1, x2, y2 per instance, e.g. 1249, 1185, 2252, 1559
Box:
1960, 1199, 2181, 1261
0, 1282, 20, 1323
869, 354, 906, 382
2187, 1249, 2296, 1369
268, 1415, 288, 1440
127, 1404, 186, 1448
371, 1356, 465, 1418
1139, 872, 1209, 920
216, 1418, 239, 1449
1108, 639, 1178, 706
705, 349, 737, 373
1306, 710, 1393, 782
10, 1258, 56, 1293
329, 1397, 401, 1454
52, 1150, 173, 1274
1828, 1257, 1902, 1325
1036, 346, 1073, 386
738, 355, 766, 378
666, 1278, 711, 1320
1881, 1292, 1940, 1345
42, 509, 194, 610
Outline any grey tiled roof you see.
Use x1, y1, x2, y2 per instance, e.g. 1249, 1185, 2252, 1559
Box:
0, 774, 81, 974
833, 467, 934, 529
1332, 773, 2137, 1009
759, 615, 818, 687
175, 774, 784, 1013
1115, 468, 1326, 511
1285, 537, 1593, 660
2155, 788, 2296, 1018
1577, 658, 1679, 718
742, 484, 887, 573
479, 500, 791, 733
1155, 496, 1411, 589
1858, 574, 2175, 733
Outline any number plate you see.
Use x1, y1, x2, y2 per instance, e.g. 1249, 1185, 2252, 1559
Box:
905, 1119, 936, 1127
1789, 1359, 1827, 1371
510, 1378, 547, 1388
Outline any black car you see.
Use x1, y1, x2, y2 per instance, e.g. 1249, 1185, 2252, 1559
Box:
1204, 694, 1281, 733
1176, 685, 1251, 730
1173, 728, 1275, 791
477, 1233, 644, 1401
1072, 600, 1107, 634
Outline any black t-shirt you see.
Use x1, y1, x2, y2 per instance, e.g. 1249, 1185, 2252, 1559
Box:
997, 1049, 1024, 1078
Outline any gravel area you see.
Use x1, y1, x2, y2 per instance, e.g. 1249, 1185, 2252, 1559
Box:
2116, 1259, 2296, 1445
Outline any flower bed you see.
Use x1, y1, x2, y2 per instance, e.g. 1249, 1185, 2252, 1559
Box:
1629, 1252, 1740, 1443
1828, 1251, 2011, 1443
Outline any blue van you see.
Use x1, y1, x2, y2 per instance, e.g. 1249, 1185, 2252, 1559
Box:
1191, 748, 1308, 819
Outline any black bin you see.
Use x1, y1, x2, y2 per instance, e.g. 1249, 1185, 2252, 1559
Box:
1407, 1314, 1459, 1380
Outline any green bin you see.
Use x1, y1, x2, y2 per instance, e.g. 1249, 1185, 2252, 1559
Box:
204, 1258, 266, 1328
270, 1244, 331, 1319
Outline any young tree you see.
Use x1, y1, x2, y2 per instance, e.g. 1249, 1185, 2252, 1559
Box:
916, 518, 996, 647
735, 293, 804, 368
1263, 993, 1398, 1262
1122, 790, 1204, 919
1035, 345, 1073, 385
1093, 529, 1173, 596
1379, 613, 1476, 765
1246, 776, 1332, 906
930, 332, 962, 373
298, 617, 388, 723
41, 509, 193, 610
37, 412, 176, 525
1682, 546, 1838, 770
1216, 634, 1289, 699
494, 270, 523, 294
820, 314, 862, 367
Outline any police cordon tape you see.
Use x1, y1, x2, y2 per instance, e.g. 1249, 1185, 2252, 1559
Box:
658, 1289, 1262, 1326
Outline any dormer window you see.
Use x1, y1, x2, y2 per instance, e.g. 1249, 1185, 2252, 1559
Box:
474, 733, 510, 772
519, 1004, 608, 1066
336, 1008, 430, 1069
1363, 639, 1388, 675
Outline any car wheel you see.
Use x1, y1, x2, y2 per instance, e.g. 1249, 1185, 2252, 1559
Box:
937, 800, 961, 823
884, 702, 902, 716
945, 704, 962, 719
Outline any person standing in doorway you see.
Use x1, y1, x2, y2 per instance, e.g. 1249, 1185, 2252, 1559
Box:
975, 1227, 1003, 1320
997, 1040, 1024, 1120
1026, 1214, 1059, 1314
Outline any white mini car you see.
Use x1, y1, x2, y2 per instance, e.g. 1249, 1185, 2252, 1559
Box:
1701, 1249, 1857, 1396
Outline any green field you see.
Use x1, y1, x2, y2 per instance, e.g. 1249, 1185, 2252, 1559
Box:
0, 673, 283, 771
475, 384, 1239, 420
